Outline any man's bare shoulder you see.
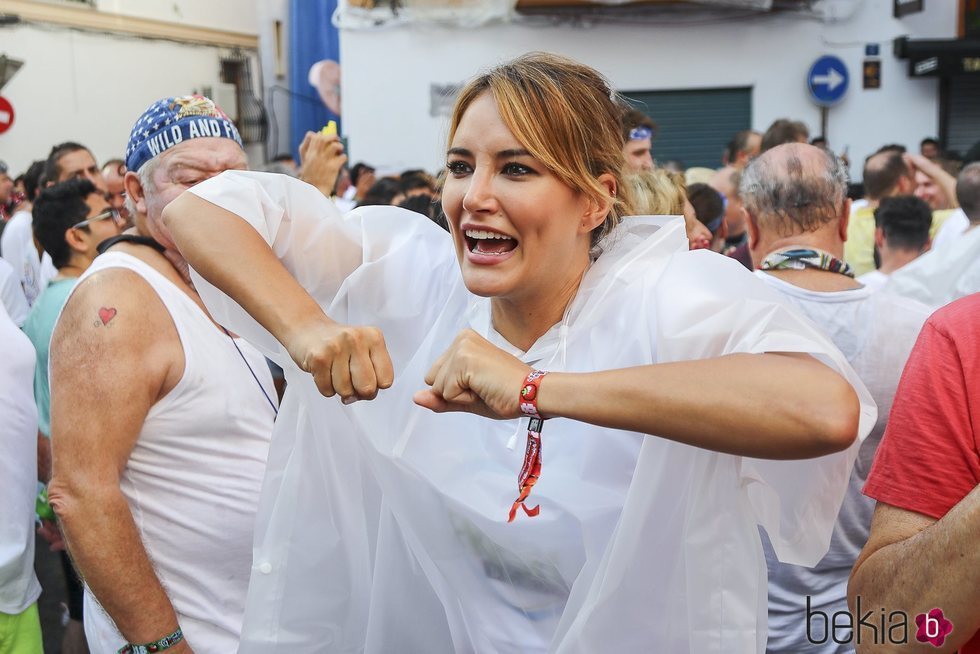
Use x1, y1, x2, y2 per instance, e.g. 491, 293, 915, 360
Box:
55, 266, 184, 399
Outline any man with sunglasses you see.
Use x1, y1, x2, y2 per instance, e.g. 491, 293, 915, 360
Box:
2, 142, 105, 312
26, 178, 123, 464
621, 108, 656, 172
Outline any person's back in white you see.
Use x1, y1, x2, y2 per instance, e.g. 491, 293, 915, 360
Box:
0, 257, 28, 327
929, 207, 968, 250
739, 143, 929, 653
885, 163, 980, 308
0, 209, 55, 306
755, 275, 928, 652
856, 196, 932, 294
0, 301, 43, 626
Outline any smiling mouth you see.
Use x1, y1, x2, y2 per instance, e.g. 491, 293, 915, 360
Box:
464, 229, 518, 255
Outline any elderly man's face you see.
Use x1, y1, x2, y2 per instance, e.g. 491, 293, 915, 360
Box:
138, 138, 247, 252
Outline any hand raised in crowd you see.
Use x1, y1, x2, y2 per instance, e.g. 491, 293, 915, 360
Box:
684, 212, 712, 250
298, 130, 347, 198
414, 329, 532, 419
903, 151, 959, 208
289, 318, 394, 403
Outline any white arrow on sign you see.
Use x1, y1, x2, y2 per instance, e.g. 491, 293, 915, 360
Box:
812, 68, 845, 92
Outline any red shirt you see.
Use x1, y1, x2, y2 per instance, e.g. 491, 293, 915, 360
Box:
864, 293, 980, 653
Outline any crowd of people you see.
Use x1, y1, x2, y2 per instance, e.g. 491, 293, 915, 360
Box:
0, 52, 977, 654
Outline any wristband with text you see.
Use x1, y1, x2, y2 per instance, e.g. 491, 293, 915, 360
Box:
118, 627, 184, 654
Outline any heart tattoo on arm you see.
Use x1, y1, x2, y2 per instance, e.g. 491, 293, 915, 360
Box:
97, 307, 117, 326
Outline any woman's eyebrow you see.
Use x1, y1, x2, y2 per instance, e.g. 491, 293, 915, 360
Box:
496, 149, 531, 159
445, 148, 532, 159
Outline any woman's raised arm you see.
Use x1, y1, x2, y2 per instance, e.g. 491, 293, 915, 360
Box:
163, 187, 394, 402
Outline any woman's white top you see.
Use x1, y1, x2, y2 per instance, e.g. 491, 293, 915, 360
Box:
0, 300, 42, 614
188, 171, 875, 654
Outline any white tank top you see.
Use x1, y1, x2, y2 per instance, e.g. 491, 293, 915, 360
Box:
72, 251, 276, 654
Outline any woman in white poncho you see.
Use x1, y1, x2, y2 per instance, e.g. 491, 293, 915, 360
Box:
163, 54, 874, 653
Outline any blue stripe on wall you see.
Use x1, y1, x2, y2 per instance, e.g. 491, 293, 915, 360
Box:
289, 0, 340, 160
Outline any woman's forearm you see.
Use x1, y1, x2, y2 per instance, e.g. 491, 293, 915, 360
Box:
163, 191, 394, 400
536, 352, 859, 459
163, 191, 329, 345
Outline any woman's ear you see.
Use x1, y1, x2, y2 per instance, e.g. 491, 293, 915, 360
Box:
581, 173, 617, 233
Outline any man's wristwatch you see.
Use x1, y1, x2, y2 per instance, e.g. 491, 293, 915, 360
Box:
117, 627, 184, 654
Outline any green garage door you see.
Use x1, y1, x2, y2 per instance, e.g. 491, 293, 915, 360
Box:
623, 87, 752, 169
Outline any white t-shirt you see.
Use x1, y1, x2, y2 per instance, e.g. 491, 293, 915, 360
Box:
885, 223, 980, 309
0, 209, 56, 306
755, 273, 929, 653
0, 301, 42, 614
0, 257, 28, 327
187, 171, 876, 654
857, 269, 888, 292
929, 208, 969, 251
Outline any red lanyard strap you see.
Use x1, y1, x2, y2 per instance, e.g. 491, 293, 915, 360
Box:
509, 370, 548, 522
509, 417, 544, 522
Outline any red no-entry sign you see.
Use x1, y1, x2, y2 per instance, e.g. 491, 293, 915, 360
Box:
0, 96, 14, 134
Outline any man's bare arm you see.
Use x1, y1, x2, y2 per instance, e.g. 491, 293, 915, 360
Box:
848, 490, 980, 653
48, 268, 192, 652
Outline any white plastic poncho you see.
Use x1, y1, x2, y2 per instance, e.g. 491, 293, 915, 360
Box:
187, 171, 875, 654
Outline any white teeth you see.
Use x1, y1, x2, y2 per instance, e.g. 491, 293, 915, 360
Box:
465, 229, 513, 240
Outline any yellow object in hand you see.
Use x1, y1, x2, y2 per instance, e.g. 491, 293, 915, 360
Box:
321, 121, 337, 137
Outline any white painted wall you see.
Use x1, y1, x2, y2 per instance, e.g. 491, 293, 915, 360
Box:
256, 0, 292, 158
0, 2, 259, 176
339, 0, 957, 178
95, 0, 258, 36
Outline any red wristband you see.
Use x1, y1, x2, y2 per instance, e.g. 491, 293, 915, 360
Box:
518, 370, 548, 419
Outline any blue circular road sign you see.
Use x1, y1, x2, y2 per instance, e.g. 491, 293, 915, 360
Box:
807, 56, 849, 106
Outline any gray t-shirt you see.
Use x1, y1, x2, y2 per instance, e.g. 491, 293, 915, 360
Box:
755, 272, 930, 654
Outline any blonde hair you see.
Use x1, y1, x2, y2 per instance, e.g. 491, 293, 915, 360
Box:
627, 169, 687, 215
448, 52, 633, 246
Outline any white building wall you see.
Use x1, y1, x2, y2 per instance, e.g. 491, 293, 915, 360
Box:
339, 0, 957, 178
256, 0, 292, 158
0, 0, 259, 175
94, 0, 258, 35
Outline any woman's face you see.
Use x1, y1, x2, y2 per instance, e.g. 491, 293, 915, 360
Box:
442, 93, 598, 302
